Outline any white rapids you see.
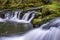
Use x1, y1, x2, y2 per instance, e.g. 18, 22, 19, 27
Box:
0, 17, 60, 40
0, 10, 36, 23
0, 27, 60, 40
0, 10, 60, 40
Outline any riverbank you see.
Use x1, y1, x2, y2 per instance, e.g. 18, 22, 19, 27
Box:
0, 0, 60, 27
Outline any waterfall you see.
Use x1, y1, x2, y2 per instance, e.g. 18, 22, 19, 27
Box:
22, 11, 32, 20
22, 11, 36, 21
28, 11, 36, 23
9, 10, 36, 23
0, 28, 50, 40
0, 27, 60, 40
8, 10, 23, 22
1, 10, 60, 40
9, 11, 20, 22
4, 12, 11, 21
40, 17, 60, 29
0, 10, 36, 23
0, 12, 10, 22
0, 18, 6, 22
0, 17, 60, 40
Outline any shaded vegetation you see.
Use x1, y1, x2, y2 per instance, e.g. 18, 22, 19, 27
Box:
33, 2, 60, 27
0, 0, 60, 27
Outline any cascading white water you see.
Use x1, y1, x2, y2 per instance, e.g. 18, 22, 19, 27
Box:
9, 11, 36, 23
0, 18, 6, 22
8, 10, 23, 22
22, 11, 32, 20
22, 11, 36, 21
0, 27, 60, 40
0, 10, 36, 36
40, 17, 60, 29
0, 17, 60, 40
0, 12, 10, 22
0, 10, 36, 23
28, 11, 36, 23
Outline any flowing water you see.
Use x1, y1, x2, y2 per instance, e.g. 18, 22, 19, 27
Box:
40, 17, 60, 29
0, 27, 60, 40
0, 10, 36, 36
0, 10, 36, 23
0, 10, 60, 40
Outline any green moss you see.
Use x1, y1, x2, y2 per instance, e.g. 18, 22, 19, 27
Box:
33, 13, 58, 25
0, 0, 60, 27
32, 3, 60, 26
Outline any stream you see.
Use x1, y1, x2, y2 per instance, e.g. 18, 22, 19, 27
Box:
0, 10, 60, 40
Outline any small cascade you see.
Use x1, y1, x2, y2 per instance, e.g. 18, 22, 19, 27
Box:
0, 10, 35, 36
17, 11, 22, 19
8, 10, 23, 22
0, 10, 36, 23
1, 27, 60, 40
9, 10, 36, 23
0, 12, 11, 22
0, 18, 6, 22
0, 28, 50, 40
22, 11, 32, 20
40, 17, 60, 29
9, 11, 20, 22
0, 12, 10, 22
28, 11, 36, 23
22, 11, 35, 21
0, 17, 60, 40
4, 12, 11, 20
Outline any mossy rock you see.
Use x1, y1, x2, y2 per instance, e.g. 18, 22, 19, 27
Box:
32, 3, 60, 26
